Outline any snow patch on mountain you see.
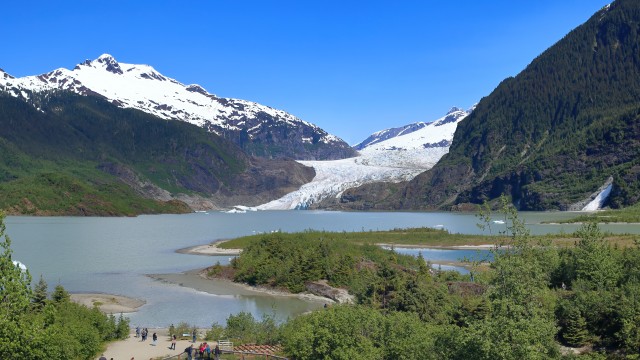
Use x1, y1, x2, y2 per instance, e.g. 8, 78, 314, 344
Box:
0, 54, 346, 151
256, 106, 474, 210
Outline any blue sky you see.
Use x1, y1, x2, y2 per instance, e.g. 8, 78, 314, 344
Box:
3, 0, 610, 145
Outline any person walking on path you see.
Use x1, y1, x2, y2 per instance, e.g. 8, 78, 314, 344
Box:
184, 344, 194, 360
151, 332, 157, 346
214, 344, 221, 360
169, 334, 176, 350
135, 326, 140, 338
192, 329, 197, 343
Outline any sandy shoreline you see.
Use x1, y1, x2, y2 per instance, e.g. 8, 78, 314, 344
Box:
182, 240, 495, 257
94, 239, 487, 358
378, 243, 495, 250
77, 240, 483, 317
177, 239, 242, 256
70, 293, 146, 314
149, 268, 332, 304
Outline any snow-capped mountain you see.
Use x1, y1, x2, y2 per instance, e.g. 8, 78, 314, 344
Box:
353, 107, 468, 150
353, 123, 429, 150
357, 106, 473, 168
255, 106, 474, 209
0, 54, 355, 160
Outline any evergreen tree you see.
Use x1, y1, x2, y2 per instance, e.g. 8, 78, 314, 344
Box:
0, 212, 32, 318
0, 211, 34, 358
460, 199, 560, 358
562, 306, 590, 347
116, 313, 130, 339
574, 222, 622, 290
31, 275, 48, 310
51, 284, 70, 303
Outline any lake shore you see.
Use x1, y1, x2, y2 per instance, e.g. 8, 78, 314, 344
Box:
177, 240, 242, 256
182, 240, 496, 258
378, 243, 495, 250
70, 293, 146, 314
149, 268, 333, 304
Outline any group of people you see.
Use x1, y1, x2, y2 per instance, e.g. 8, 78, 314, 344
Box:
134, 327, 149, 341
134, 326, 158, 346
184, 342, 221, 360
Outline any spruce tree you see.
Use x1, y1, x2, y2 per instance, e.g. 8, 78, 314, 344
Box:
31, 275, 48, 310
52, 284, 70, 303
0, 211, 33, 358
562, 306, 590, 347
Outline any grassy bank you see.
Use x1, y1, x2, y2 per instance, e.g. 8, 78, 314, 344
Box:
217, 227, 640, 250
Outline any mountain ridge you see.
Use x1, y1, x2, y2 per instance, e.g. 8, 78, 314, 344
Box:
255, 106, 472, 210
337, 0, 640, 211
0, 90, 315, 215
1, 54, 356, 160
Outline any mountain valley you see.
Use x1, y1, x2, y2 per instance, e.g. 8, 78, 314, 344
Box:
2, 0, 640, 214
336, 0, 640, 211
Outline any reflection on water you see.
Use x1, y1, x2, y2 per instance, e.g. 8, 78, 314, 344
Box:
383, 246, 493, 274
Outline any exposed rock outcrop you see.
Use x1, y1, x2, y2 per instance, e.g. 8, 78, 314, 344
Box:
305, 280, 355, 304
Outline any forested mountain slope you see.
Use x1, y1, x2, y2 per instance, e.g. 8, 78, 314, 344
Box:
0, 92, 313, 215
1, 54, 356, 160
340, 0, 640, 210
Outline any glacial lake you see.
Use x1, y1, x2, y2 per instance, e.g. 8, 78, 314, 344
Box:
6, 210, 640, 327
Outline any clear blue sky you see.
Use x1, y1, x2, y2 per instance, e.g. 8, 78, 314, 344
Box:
3, 0, 610, 145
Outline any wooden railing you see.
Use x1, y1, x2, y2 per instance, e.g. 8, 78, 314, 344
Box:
220, 349, 288, 359
160, 347, 288, 360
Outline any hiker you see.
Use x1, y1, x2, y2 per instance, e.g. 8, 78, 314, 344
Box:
205, 343, 211, 359
199, 342, 206, 359
214, 344, 221, 360
192, 329, 197, 343
184, 344, 194, 360
169, 334, 176, 350
152, 332, 157, 346
135, 326, 140, 338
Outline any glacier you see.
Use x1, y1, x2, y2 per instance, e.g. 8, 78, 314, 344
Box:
255, 106, 474, 210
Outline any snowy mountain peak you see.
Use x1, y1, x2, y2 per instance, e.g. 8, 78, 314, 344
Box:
92, 53, 123, 74
0, 68, 14, 80
1, 54, 355, 160
446, 106, 464, 115
97, 53, 117, 62
434, 107, 470, 127
185, 84, 210, 96
355, 106, 472, 151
